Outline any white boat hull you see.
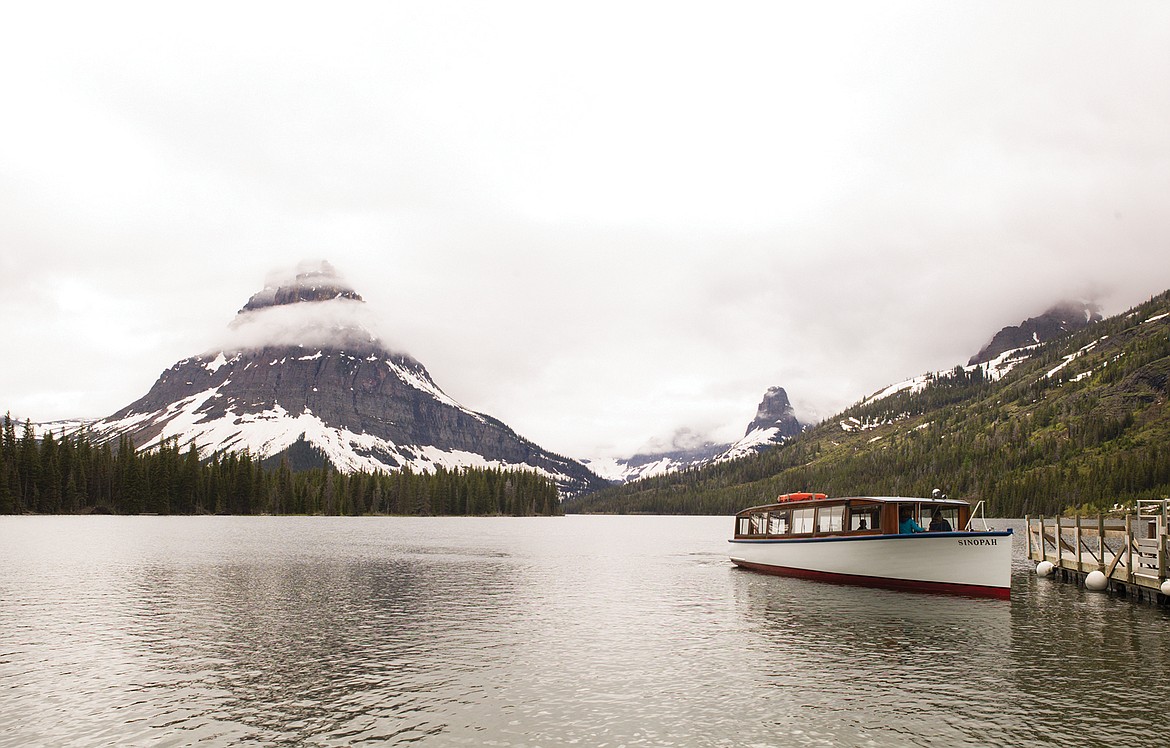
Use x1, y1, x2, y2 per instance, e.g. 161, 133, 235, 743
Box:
728, 531, 1013, 598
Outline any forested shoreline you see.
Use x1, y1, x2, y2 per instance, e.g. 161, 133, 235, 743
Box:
0, 415, 562, 517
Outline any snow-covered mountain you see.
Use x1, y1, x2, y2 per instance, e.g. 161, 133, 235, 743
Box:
968, 300, 1102, 365
583, 432, 727, 483
842, 299, 1107, 433
82, 261, 605, 496
585, 386, 804, 482
716, 386, 804, 462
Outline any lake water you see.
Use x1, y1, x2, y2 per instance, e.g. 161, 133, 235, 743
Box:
1, 515, 1168, 747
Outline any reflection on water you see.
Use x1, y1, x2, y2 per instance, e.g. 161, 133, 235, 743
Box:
1, 516, 1168, 747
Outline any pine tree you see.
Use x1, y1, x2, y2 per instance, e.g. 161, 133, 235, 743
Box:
0, 414, 12, 514
16, 420, 40, 512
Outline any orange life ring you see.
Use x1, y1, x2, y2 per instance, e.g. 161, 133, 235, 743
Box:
777, 492, 827, 502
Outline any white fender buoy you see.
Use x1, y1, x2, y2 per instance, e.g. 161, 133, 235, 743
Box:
1036, 561, 1054, 577
1085, 570, 1107, 591
1161, 580, 1170, 596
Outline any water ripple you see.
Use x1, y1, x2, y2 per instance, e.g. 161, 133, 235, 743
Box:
2, 516, 1169, 746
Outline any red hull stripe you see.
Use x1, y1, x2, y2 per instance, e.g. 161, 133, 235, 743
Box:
732, 559, 1011, 600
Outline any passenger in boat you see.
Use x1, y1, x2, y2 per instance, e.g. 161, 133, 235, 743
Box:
928, 509, 952, 532
898, 506, 925, 534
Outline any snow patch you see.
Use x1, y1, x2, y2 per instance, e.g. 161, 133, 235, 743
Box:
582, 457, 631, 483
387, 360, 487, 424
582, 453, 701, 483
716, 426, 782, 463
204, 353, 229, 373
867, 374, 932, 403
840, 416, 884, 432
864, 344, 1036, 410
1045, 337, 1105, 380
978, 345, 1038, 382
84, 389, 570, 490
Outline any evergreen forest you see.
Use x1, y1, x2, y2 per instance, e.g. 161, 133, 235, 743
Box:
6, 292, 1169, 520
567, 291, 1170, 518
0, 417, 562, 517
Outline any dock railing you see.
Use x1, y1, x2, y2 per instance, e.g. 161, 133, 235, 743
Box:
1026, 501, 1169, 600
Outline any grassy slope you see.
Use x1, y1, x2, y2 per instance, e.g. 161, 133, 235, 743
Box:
568, 291, 1170, 516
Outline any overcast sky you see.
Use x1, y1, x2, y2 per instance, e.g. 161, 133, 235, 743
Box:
3, 2, 1169, 461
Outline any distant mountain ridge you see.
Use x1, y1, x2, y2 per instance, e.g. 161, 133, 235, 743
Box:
82, 261, 606, 496
567, 292, 1170, 516
586, 386, 804, 482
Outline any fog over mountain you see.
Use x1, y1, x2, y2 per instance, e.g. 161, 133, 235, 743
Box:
3, 3, 1169, 461
219, 261, 387, 353
968, 301, 1104, 366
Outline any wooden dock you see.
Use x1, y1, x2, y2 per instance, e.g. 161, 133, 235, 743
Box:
1026, 500, 1170, 604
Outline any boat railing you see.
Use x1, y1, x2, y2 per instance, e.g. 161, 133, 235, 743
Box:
964, 500, 992, 532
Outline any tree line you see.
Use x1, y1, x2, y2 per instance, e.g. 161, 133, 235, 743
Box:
0, 415, 562, 517
569, 390, 1170, 518
568, 292, 1170, 517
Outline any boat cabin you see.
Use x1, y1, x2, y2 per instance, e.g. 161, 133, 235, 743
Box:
733, 493, 971, 540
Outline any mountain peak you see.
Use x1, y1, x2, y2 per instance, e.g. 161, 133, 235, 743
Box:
240, 260, 363, 313
224, 260, 383, 354
744, 386, 798, 437
969, 300, 1103, 365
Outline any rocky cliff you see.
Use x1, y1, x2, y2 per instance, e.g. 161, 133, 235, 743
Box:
969, 300, 1103, 365
716, 386, 804, 462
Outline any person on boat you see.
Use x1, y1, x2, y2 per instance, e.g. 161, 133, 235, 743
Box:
928, 509, 952, 532
898, 506, 926, 534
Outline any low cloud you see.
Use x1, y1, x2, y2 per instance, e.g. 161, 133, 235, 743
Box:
217, 298, 386, 354
212, 261, 417, 356
634, 427, 723, 455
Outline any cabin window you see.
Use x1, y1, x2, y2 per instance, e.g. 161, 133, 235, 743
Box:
768, 512, 789, 536
817, 505, 844, 533
897, 504, 923, 532
738, 517, 751, 536
849, 504, 882, 532
791, 507, 815, 534
927, 506, 960, 532
750, 512, 768, 535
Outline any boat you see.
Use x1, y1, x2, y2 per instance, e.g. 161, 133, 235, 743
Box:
728, 492, 1013, 598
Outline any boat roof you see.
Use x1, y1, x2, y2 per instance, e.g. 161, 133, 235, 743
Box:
737, 495, 970, 514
